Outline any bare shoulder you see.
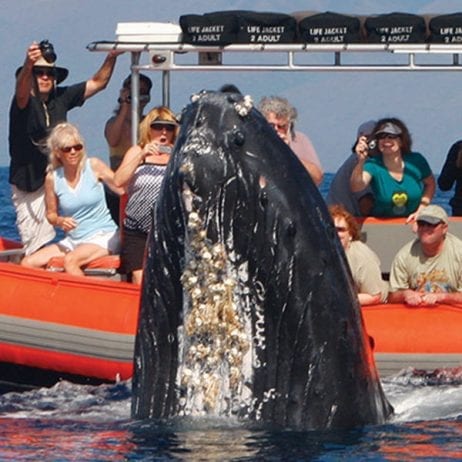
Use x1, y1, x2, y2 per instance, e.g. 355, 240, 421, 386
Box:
44, 171, 55, 184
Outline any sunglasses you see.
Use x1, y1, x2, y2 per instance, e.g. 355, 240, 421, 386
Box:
60, 143, 83, 153
376, 133, 400, 140
269, 122, 289, 132
416, 220, 442, 228
34, 69, 55, 78
126, 94, 150, 103
335, 226, 348, 232
150, 123, 176, 132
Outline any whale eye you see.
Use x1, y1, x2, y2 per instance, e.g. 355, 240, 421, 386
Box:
286, 221, 297, 237
259, 190, 268, 207
226, 93, 240, 103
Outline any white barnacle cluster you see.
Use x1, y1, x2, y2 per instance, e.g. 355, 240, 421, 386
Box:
234, 95, 253, 117
179, 205, 250, 414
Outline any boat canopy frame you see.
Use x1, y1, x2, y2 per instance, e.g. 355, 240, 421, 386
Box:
88, 39, 462, 146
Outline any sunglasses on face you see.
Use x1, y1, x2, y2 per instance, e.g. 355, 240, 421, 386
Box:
33, 69, 55, 78
126, 94, 150, 103
60, 143, 83, 153
150, 123, 175, 132
376, 133, 400, 140
269, 122, 289, 132
335, 226, 348, 232
416, 220, 442, 228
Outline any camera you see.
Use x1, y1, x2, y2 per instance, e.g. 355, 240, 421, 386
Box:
158, 145, 172, 154
39, 40, 57, 64
367, 138, 377, 151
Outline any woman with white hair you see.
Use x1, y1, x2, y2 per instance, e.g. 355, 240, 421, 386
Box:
21, 123, 122, 275
258, 95, 324, 186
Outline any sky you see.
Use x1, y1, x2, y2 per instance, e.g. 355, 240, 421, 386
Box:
1, 0, 462, 174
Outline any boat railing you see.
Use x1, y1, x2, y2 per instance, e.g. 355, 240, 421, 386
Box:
87, 41, 462, 72
88, 25, 462, 145
0, 248, 24, 264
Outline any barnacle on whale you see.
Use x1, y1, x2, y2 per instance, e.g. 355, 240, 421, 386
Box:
179, 197, 250, 413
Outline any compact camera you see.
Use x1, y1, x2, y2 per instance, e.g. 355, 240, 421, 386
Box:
158, 145, 172, 154
39, 40, 57, 64
367, 138, 377, 151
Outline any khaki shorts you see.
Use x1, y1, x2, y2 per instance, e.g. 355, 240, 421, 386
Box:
11, 185, 56, 256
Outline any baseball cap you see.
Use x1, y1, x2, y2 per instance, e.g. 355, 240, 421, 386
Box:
417, 204, 448, 225
375, 122, 402, 137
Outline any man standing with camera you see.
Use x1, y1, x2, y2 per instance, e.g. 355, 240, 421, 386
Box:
9, 41, 121, 255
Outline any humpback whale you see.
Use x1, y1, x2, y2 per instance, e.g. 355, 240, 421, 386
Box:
131, 91, 393, 430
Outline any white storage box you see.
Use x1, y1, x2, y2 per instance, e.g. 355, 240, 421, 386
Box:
116, 22, 182, 42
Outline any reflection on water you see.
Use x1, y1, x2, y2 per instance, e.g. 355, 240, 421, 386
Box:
0, 419, 135, 461
1, 416, 461, 461
0, 375, 460, 461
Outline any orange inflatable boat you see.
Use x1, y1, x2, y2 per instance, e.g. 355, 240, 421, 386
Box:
1, 225, 462, 392
0, 237, 139, 392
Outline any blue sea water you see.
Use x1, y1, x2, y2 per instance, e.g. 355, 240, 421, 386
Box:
1, 167, 462, 461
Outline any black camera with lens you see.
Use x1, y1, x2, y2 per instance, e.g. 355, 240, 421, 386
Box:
367, 138, 377, 151
39, 40, 57, 64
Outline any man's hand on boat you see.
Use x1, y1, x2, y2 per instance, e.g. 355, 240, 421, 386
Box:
402, 290, 443, 306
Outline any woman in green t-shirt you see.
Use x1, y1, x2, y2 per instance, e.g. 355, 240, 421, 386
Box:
350, 117, 435, 221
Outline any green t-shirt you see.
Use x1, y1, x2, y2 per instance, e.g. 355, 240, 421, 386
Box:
364, 152, 432, 217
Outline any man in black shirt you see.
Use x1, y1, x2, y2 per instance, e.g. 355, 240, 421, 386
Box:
9, 41, 121, 255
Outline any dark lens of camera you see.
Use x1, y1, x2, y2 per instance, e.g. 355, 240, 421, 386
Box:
39, 40, 57, 64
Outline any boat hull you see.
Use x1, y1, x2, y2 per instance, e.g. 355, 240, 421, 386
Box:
0, 258, 140, 392
1, 237, 462, 390
362, 303, 462, 377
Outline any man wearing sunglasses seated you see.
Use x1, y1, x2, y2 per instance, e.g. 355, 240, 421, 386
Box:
388, 205, 462, 306
9, 41, 121, 256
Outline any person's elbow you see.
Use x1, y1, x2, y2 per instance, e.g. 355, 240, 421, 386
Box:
303, 161, 323, 186
312, 169, 324, 187
84, 79, 108, 99
111, 184, 125, 196
113, 173, 127, 189
350, 179, 363, 193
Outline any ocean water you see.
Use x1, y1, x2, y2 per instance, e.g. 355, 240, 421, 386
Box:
1, 167, 462, 461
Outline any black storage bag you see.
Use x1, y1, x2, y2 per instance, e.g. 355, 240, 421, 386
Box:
364, 13, 427, 43
235, 11, 297, 44
429, 13, 462, 44
180, 12, 240, 45
298, 12, 361, 44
